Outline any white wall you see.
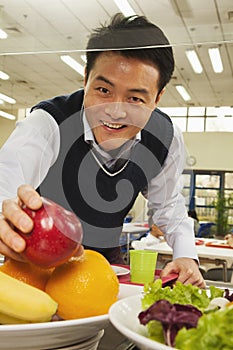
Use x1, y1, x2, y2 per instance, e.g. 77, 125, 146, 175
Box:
183, 132, 233, 171
128, 192, 148, 222
0, 119, 16, 147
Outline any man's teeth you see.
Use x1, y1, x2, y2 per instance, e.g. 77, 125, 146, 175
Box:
103, 121, 124, 129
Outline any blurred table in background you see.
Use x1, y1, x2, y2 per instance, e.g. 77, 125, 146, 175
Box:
148, 238, 233, 282
121, 223, 149, 263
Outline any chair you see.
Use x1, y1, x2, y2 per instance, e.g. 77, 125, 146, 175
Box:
203, 267, 233, 283
124, 216, 133, 223
196, 222, 215, 238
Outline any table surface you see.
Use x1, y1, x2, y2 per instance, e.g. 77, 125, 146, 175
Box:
122, 222, 149, 233
152, 238, 233, 264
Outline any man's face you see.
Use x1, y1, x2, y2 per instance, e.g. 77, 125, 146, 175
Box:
83, 52, 163, 151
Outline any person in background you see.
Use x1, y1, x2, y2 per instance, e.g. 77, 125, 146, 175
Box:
0, 13, 205, 287
188, 210, 200, 236
147, 209, 164, 237
225, 233, 233, 247
131, 223, 164, 251
150, 224, 164, 240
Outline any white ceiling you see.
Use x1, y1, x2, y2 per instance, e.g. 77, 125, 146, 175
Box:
0, 0, 233, 117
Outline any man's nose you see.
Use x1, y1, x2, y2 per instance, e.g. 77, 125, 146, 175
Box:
104, 102, 127, 119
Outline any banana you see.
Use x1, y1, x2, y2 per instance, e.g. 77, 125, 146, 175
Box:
0, 311, 28, 324
0, 271, 58, 323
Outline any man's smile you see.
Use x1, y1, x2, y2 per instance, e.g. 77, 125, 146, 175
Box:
102, 120, 126, 130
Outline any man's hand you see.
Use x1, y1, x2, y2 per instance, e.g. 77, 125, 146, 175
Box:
0, 184, 84, 262
0, 185, 42, 260
160, 257, 206, 288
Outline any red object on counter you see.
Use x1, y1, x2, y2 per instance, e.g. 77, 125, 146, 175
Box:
134, 223, 149, 228
195, 239, 204, 245
205, 241, 233, 249
113, 264, 178, 287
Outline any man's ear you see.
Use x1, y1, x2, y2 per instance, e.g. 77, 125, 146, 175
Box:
83, 66, 87, 87
155, 87, 166, 104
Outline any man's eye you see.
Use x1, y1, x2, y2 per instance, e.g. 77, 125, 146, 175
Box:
98, 87, 109, 94
129, 97, 144, 103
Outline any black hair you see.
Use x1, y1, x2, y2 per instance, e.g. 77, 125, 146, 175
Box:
86, 13, 175, 94
188, 210, 199, 222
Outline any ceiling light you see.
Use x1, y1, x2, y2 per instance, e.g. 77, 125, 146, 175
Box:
0, 70, 9, 80
113, 0, 136, 16
0, 29, 8, 39
0, 110, 16, 120
0, 93, 16, 104
208, 47, 223, 73
185, 50, 203, 74
60, 55, 85, 77
175, 85, 191, 101
80, 54, 87, 63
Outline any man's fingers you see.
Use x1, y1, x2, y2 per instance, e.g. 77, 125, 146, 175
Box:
0, 214, 26, 252
0, 240, 26, 261
2, 199, 33, 233
161, 258, 206, 289
2, 185, 42, 234
17, 184, 42, 209
177, 269, 206, 288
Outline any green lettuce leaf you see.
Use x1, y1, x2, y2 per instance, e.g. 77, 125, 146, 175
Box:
175, 306, 233, 350
142, 279, 224, 313
147, 320, 164, 344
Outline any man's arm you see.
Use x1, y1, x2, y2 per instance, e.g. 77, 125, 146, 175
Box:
146, 125, 196, 257
144, 124, 205, 287
0, 109, 59, 211
0, 110, 59, 259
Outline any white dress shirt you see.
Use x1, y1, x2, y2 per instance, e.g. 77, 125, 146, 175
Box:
0, 108, 198, 260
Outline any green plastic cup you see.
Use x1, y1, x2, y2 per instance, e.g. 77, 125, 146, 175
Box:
130, 250, 158, 284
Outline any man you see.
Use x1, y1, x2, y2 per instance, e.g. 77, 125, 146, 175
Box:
0, 13, 205, 287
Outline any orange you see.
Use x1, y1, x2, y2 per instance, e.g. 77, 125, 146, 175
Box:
0, 259, 54, 291
45, 250, 119, 319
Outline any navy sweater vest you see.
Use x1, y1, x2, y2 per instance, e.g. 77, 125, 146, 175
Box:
32, 89, 173, 248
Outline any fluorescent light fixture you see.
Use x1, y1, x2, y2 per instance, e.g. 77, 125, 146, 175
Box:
60, 55, 85, 77
175, 85, 191, 101
0, 93, 16, 104
80, 54, 87, 63
185, 50, 203, 74
0, 110, 16, 120
113, 0, 136, 16
0, 28, 8, 39
208, 47, 223, 73
0, 99, 4, 104
0, 70, 9, 80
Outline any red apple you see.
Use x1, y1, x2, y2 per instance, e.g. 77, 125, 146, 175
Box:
17, 197, 83, 268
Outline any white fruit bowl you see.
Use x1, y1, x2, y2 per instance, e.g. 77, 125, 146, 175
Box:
0, 283, 143, 350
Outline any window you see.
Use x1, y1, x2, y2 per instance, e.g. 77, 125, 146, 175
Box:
160, 106, 233, 132
224, 173, 233, 225
182, 170, 233, 225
